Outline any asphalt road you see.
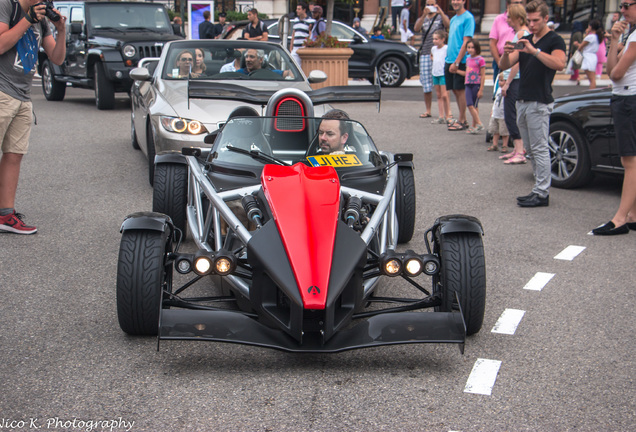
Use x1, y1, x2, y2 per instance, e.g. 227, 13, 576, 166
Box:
0, 83, 634, 432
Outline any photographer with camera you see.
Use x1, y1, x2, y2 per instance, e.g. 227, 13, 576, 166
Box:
0, 0, 66, 234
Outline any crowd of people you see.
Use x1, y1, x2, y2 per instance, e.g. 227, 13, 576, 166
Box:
408, 0, 635, 224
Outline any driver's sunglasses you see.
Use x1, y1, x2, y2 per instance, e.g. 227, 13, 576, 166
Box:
620, 2, 636, 8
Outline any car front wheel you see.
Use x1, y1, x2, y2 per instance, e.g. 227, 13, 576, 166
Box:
41, 60, 66, 101
549, 121, 592, 189
377, 57, 406, 87
434, 231, 486, 336
94, 62, 115, 110
116, 228, 172, 336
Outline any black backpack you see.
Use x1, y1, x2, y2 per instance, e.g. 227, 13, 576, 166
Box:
8, 0, 22, 28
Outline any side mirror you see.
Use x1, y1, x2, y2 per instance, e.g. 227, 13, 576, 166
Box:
352, 35, 364, 44
129, 67, 151, 81
204, 130, 219, 144
307, 70, 327, 84
393, 153, 413, 163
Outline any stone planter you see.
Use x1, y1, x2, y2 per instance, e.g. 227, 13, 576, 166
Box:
296, 47, 354, 90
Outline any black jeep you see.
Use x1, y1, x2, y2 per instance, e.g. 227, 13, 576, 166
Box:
38, 1, 182, 110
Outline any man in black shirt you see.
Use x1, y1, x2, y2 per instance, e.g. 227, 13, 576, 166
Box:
213, 12, 227, 39
242, 8, 268, 41
499, 0, 566, 207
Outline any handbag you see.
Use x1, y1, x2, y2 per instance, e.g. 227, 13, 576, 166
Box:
571, 50, 583, 69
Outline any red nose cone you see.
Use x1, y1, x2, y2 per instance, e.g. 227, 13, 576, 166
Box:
261, 163, 341, 309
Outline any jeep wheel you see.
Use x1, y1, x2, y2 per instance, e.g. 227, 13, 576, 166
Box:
378, 57, 406, 87
153, 163, 188, 238
94, 62, 115, 110
41, 60, 66, 101
116, 227, 172, 336
434, 231, 486, 336
396, 166, 416, 244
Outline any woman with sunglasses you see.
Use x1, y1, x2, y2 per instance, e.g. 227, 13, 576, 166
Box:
592, 2, 636, 235
170, 49, 195, 78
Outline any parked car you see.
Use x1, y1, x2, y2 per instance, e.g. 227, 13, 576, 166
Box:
129, 39, 380, 185
264, 19, 419, 87
549, 87, 624, 188
39, 1, 182, 110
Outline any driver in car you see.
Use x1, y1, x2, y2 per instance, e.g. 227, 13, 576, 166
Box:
318, 109, 350, 155
236, 49, 293, 78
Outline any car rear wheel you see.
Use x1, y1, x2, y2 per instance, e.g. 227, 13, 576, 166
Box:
396, 166, 416, 244
378, 57, 406, 87
434, 231, 486, 336
94, 62, 115, 110
549, 121, 592, 188
116, 228, 172, 336
131, 115, 140, 150
147, 122, 156, 186
41, 60, 66, 101
153, 163, 188, 238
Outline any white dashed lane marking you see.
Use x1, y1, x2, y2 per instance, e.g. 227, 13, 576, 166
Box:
554, 245, 586, 261
491, 309, 525, 335
464, 359, 502, 395
523, 272, 555, 291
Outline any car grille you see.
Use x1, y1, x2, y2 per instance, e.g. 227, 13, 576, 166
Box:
135, 43, 165, 59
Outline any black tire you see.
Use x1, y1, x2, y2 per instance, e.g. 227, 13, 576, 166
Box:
131, 116, 140, 150
41, 60, 66, 101
435, 231, 486, 336
153, 163, 188, 237
377, 57, 406, 87
116, 228, 172, 336
395, 166, 416, 244
94, 62, 115, 110
147, 122, 156, 186
549, 121, 592, 189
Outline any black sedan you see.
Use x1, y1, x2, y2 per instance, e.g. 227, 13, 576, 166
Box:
549, 87, 624, 188
265, 20, 419, 87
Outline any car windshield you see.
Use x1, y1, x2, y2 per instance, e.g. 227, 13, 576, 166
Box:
212, 116, 383, 168
163, 42, 303, 81
87, 4, 172, 32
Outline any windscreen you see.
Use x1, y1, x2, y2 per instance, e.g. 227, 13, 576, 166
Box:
87, 4, 172, 32
163, 43, 302, 81
212, 117, 382, 168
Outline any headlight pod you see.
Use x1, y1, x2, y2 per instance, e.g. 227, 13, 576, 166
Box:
160, 116, 208, 135
379, 250, 440, 277
123, 44, 136, 58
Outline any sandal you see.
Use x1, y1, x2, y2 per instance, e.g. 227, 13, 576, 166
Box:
447, 120, 466, 131
419, 113, 432, 118
501, 146, 510, 153
466, 127, 479, 134
475, 124, 485, 132
487, 144, 499, 151
499, 151, 517, 160
431, 117, 446, 124
504, 153, 527, 164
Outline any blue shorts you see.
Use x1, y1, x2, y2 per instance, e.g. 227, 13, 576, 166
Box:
465, 83, 480, 108
432, 75, 445, 86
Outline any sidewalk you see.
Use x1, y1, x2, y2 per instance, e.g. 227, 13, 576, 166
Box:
396, 73, 611, 87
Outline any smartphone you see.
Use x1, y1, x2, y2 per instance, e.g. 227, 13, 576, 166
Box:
427, 5, 437, 12
513, 41, 525, 49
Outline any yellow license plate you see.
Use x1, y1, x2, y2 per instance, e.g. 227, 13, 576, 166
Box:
306, 154, 363, 167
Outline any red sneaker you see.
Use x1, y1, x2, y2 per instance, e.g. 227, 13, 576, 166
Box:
0, 211, 37, 235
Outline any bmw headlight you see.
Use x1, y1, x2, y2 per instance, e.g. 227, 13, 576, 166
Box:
160, 116, 209, 135
123, 44, 136, 58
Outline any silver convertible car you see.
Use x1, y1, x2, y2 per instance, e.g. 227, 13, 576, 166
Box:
130, 40, 373, 185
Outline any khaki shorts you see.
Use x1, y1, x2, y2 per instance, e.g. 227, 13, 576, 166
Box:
0, 90, 33, 155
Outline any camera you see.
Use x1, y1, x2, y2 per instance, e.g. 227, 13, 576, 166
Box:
37, 0, 61, 22
506, 41, 525, 50
426, 5, 437, 12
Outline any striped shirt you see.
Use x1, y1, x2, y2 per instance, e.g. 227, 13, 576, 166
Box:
292, 18, 314, 50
